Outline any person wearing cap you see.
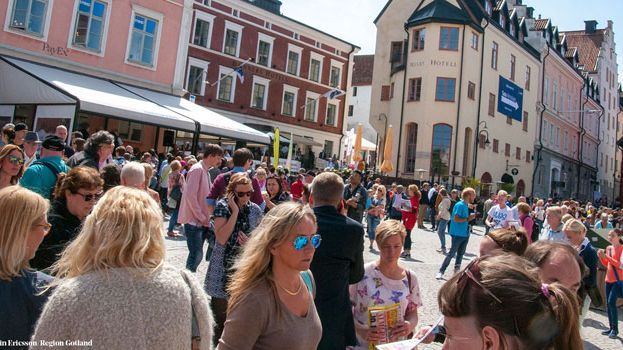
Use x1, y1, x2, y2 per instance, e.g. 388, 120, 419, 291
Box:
12, 123, 28, 147
19, 135, 70, 199
343, 170, 367, 223
22, 132, 41, 167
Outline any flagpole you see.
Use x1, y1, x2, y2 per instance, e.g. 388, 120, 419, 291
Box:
208, 57, 253, 86
299, 88, 345, 109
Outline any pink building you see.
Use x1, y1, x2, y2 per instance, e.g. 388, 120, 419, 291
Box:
0, 0, 267, 153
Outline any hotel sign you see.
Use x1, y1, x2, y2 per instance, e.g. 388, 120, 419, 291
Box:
497, 76, 523, 121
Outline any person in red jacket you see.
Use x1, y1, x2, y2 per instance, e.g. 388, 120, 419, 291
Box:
290, 174, 304, 202
401, 184, 421, 259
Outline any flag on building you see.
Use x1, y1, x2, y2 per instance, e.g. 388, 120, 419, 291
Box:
234, 65, 245, 84
322, 88, 345, 99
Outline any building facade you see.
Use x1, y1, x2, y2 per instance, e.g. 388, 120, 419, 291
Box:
346, 54, 376, 165
563, 20, 619, 204
185, 0, 359, 163
370, 0, 540, 197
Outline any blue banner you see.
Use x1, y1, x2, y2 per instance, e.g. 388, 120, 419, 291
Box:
497, 76, 524, 121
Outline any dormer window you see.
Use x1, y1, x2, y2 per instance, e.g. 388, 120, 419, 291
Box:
545, 31, 550, 43
561, 47, 566, 56
510, 22, 515, 36
500, 15, 505, 28
485, 1, 492, 16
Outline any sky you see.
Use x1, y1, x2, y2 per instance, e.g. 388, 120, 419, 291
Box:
281, 0, 623, 84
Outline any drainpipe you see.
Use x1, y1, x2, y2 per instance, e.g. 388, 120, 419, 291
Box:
394, 26, 411, 178
451, 24, 467, 188
338, 44, 358, 162
577, 82, 588, 199
471, 19, 489, 178
595, 105, 604, 200
530, 44, 550, 198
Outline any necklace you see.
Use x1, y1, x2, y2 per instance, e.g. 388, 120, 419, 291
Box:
276, 277, 302, 296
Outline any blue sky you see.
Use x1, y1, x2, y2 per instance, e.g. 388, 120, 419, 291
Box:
281, 0, 623, 84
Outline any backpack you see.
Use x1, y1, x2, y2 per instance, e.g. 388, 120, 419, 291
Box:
31, 160, 61, 200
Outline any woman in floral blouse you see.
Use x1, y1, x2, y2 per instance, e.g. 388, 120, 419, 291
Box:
349, 219, 422, 349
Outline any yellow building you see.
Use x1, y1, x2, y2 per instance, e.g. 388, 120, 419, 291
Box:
370, 0, 540, 197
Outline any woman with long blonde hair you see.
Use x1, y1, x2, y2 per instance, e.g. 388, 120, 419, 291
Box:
31, 186, 213, 350
0, 186, 50, 343
217, 202, 322, 350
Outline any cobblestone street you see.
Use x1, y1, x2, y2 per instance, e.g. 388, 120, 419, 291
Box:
164, 220, 622, 349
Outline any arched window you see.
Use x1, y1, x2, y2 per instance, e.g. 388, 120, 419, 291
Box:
481, 172, 493, 198
404, 123, 418, 173
516, 179, 525, 196
431, 124, 452, 177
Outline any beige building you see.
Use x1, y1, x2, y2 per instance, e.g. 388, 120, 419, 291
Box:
370, 0, 540, 196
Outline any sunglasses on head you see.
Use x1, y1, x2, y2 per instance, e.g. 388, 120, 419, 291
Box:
6, 155, 24, 165
75, 191, 103, 202
236, 191, 253, 198
293, 234, 322, 251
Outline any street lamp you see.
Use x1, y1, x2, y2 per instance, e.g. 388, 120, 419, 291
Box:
415, 168, 427, 186
478, 121, 491, 146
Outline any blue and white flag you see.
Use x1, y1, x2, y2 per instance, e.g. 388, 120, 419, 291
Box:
233, 65, 245, 84
322, 88, 345, 99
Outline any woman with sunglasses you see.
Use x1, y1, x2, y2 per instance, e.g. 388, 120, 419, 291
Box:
263, 174, 291, 213
206, 172, 263, 346
30, 166, 103, 271
0, 144, 25, 190
0, 186, 51, 343
349, 219, 421, 349
217, 202, 321, 350
437, 254, 582, 349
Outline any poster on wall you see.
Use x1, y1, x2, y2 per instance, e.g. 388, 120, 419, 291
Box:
497, 76, 524, 121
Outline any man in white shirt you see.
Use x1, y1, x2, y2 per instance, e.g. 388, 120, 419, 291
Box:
485, 190, 515, 229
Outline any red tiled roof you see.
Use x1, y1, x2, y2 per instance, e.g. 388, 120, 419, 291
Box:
560, 29, 605, 73
565, 47, 578, 59
352, 55, 374, 86
531, 18, 549, 31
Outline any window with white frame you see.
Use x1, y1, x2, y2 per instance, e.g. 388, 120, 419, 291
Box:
281, 85, 298, 117
256, 33, 274, 67
217, 66, 236, 103
309, 52, 324, 83
7, 0, 49, 37
118, 121, 143, 142
127, 8, 162, 67
223, 21, 243, 57
71, 0, 108, 52
192, 11, 214, 48
250, 76, 269, 110
304, 92, 319, 122
326, 102, 338, 127
330, 60, 343, 88
286, 44, 302, 76
186, 58, 209, 96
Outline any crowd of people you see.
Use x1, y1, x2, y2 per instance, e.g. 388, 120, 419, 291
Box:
0, 122, 622, 349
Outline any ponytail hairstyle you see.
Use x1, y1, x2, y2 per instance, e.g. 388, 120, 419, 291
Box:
486, 228, 529, 256
438, 254, 582, 350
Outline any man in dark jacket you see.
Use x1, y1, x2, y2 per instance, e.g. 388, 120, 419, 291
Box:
310, 172, 364, 350
343, 170, 367, 223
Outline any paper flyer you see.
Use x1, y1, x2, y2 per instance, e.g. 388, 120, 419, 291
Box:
375, 316, 444, 350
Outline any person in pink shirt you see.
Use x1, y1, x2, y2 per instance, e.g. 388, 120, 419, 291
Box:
178, 144, 223, 272
517, 202, 534, 244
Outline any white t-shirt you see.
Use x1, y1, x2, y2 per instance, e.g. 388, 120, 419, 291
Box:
487, 204, 514, 229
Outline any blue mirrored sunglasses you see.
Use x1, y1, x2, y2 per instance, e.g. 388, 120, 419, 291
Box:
293, 234, 322, 251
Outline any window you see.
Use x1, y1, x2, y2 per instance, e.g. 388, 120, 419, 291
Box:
186, 58, 209, 96
323, 140, 334, 158
390, 41, 405, 70
330, 63, 342, 88
304, 92, 319, 121
435, 78, 455, 102
250, 77, 269, 110
286, 44, 302, 76
309, 58, 321, 82
217, 66, 236, 103
439, 27, 459, 50
488, 93, 496, 116
485, 0, 492, 15
491, 41, 498, 69
192, 12, 215, 48
499, 15, 505, 29
390, 83, 395, 99
510, 22, 515, 37
408, 78, 422, 101
493, 139, 499, 153
353, 87, 358, 96
526, 150, 531, 163
544, 78, 549, 106
404, 123, 418, 173
525, 66, 531, 90
467, 81, 475, 100
516, 147, 521, 160
510, 55, 516, 81
505, 143, 510, 157
381, 85, 391, 101
479, 134, 486, 148
412, 28, 425, 50
118, 121, 143, 142
348, 105, 353, 116
552, 82, 558, 110
522, 112, 528, 132
8, 0, 49, 37
563, 130, 568, 153
256, 33, 274, 67
127, 11, 161, 67
431, 124, 452, 177
281, 85, 298, 117
71, 0, 107, 52
470, 31, 478, 50
223, 21, 243, 56
326, 103, 337, 126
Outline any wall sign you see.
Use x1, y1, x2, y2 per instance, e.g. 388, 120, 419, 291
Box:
497, 76, 523, 121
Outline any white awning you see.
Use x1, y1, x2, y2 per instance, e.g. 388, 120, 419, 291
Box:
0, 59, 76, 105
118, 83, 269, 144
361, 138, 377, 151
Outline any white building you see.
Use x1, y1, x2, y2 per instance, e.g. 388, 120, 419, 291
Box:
346, 55, 377, 164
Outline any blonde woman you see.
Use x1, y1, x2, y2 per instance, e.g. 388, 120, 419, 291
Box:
31, 187, 213, 350
0, 144, 25, 190
563, 219, 598, 317
350, 220, 421, 349
217, 202, 322, 349
0, 186, 51, 343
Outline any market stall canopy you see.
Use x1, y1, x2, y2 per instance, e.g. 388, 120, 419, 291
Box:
361, 138, 377, 151
266, 131, 322, 147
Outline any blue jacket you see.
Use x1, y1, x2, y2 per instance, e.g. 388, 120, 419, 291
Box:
20, 156, 70, 199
